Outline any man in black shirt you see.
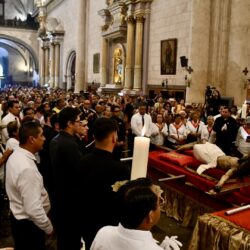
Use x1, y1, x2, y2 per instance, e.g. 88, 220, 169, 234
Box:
50, 107, 82, 250
111, 105, 126, 160
213, 106, 238, 155
80, 118, 130, 249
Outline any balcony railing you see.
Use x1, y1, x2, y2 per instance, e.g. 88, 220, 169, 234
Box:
0, 18, 39, 30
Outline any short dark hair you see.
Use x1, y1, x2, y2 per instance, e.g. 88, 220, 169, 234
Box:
7, 121, 18, 138
19, 121, 41, 145
139, 102, 147, 108
117, 178, 158, 229
23, 107, 34, 116
93, 118, 118, 142
111, 104, 120, 112
43, 111, 53, 123
50, 113, 59, 129
7, 100, 19, 109
58, 107, 81, 129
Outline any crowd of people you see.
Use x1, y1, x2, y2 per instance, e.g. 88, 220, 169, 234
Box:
0, 86, 250, 250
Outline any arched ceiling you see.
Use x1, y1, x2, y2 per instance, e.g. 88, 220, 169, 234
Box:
0, 39, 28, 64
0, 35, 38, 71
5, 0, 35, 21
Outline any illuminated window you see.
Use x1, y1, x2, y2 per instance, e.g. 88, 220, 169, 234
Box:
0, 64, 3, 77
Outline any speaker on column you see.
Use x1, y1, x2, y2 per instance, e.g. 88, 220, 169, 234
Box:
180, 56, 188, 67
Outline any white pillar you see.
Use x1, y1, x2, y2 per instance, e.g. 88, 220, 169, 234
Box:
124, 16, 135, 90
44, 43, 49, 84
54, 42, 60, 88
133, 15, 144, 91
101, 38, 108, 87
75, 0, 87, 93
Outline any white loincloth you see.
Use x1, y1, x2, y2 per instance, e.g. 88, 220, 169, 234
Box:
193, 142, 225, 175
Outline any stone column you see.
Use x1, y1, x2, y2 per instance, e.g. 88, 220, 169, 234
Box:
124, 16, 135, 90
142, 10, 150, 95
101, 38, 108, 87
50, 43, 55, 87
39, 42, 45, 85
54, 42, 60, 88
75, 0, 87, 93
208, 0, 231, 93
133, 15, 144, 91
44, 43, 49, 84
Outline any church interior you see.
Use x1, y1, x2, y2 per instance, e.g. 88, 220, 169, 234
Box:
1, 0, 250, 249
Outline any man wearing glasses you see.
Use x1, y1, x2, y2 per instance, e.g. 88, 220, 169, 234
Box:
50, 107, 83, 250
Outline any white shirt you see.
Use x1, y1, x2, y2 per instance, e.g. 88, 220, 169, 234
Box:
168, 123, 187, 144
186, 120, 204, 142
91, 223, 163, 250
6, 137, 19, 150
1, 112, 20, 144
236, 126, 250, 156
213, 114, 221, 120
6, 147, 53, 234
150, 123, 166, 146
201, 125, 216, 143
131, 113, 153, 137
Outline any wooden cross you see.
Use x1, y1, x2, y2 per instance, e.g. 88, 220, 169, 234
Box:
243, 67, 249, 76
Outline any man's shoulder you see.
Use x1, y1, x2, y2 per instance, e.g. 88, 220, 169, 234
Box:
2, 113, 14, 122
97, 225, 117, 234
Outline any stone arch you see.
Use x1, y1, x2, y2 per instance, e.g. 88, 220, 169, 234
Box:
0, 34, 38, 71
65, 50, 76, 90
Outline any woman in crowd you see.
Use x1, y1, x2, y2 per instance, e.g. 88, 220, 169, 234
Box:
165, 114, 187, 148
151, 113, 166, 146
201, 115, 216, 143
186, 111, 204, 143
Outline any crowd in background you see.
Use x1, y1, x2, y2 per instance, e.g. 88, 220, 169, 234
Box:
0, 86, 249, 159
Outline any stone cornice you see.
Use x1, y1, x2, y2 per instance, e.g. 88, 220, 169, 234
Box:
46, 0, 65, 14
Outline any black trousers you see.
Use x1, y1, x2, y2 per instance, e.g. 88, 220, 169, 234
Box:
10, 213, 46, 250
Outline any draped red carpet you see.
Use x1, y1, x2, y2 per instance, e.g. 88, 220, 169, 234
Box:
148, 150, 250, 208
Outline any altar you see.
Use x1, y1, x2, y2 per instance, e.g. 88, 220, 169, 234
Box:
188, 208, 250, 250
147, 150, 250, 226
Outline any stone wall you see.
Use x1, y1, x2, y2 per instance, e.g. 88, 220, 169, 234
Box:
226, 0, 250, 105
48, 0, 79, 88
148, 0, 192, 87
43, 0, 250, 104
86, 0, 105, 84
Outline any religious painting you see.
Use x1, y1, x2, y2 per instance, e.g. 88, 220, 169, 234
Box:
93, 53, 100, 74
113, 48, 123, 85
161, 39, 177, 75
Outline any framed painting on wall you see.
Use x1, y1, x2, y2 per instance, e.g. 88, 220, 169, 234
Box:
93, 53, 100, 74
161, 38, 177, 75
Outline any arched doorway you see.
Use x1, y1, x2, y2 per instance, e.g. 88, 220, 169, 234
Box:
65, 50, 76, 90
0, 47, 8, 88
0, 35, 38, 87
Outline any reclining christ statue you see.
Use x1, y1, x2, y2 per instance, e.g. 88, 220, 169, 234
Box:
176, 142, 250, 193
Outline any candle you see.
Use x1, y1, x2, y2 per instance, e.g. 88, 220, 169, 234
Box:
225, 204, 250, 215
242, 102, 247, 119
131, 136, 150, 180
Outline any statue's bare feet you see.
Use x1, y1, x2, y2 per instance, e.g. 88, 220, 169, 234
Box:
207, 189, 217, 195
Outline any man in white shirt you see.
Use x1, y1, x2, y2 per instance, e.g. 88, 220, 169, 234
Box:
6, 121, 53, 250
131, 102, 153, 137
91, 178, 182, 250
1, 100, 20, 145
